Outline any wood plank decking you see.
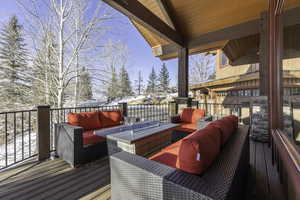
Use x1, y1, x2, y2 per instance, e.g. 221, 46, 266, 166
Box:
0, 140, 285, 200
248, 140, 286, 200
0, 157, 111, 200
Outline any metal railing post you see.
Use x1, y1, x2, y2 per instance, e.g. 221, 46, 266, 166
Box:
118, 102, 128, 117
169, 101, 178, 116
37, 105, 51, 161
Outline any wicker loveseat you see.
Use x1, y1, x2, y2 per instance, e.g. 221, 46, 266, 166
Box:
109, 116, 249, 200
55, 110, 123, 167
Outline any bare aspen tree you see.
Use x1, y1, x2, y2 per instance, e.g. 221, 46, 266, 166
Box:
190, 54, 216, 85
19, 0, 114, 107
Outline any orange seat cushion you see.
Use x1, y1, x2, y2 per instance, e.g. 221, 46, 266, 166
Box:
178, 125, 221, 174
99, 111, 123, 128
180, 108, 205, 123
150, 140, 182, 169
174, 123, 197, 133
208, 116, 235, 145
68, 111, 101, 130
83, 131, 106, 146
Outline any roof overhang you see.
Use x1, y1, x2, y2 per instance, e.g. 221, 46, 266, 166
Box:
103, 0, 300, 61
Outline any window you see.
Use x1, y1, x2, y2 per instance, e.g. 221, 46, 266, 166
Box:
244, 90, 251, 96
238, 90, 244, 96
220, 52, 229, 67
291, 88, 300, 96
252, 89, 260, 97
232, 91, 238, 96
284, 88, 291, 96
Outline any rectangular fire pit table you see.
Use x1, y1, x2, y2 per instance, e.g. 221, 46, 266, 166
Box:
96, 121, 179, 157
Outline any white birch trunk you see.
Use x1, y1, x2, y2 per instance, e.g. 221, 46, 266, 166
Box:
74, 10, 79, 107
57, 0, 65, 108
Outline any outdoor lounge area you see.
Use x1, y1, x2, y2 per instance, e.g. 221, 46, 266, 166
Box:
0, 139, 284, 200
1, 0, 300, 200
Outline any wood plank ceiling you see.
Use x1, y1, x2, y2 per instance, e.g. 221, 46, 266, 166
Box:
130, 0, 300, 60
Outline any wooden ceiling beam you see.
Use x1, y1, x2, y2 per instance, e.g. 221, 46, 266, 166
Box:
155, 0, 176, 30
153, 6, 300, 59
103, 0, 184, 47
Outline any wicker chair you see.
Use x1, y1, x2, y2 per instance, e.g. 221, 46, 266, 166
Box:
109, 125, 249, 200
55, 123, 108, 167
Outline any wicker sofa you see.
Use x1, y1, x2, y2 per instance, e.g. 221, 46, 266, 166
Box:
109, 116, 249, 200
55, 110, 123, 167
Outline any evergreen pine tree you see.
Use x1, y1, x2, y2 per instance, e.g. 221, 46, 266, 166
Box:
146, 67, 158, 94
106, 65, 119, 102
134, 70, 144, 95
158, 63, 170, 93
119, 65, 133, 97
78, 67, 93, 102
0, 16, 30, 106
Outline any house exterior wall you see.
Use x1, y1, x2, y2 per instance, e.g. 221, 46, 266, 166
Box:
215, 50, 253, 80
215, 49, 300, 80
191, 50, 300, 105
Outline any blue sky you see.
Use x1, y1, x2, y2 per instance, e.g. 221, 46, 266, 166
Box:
0, 0, 179, 86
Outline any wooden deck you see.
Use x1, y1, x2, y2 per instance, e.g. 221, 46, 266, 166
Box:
248, 140, 285, 200
0, 140, 285, 200
0, 157, 111, 200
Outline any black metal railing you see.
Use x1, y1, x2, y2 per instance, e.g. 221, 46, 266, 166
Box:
197, 102, 242, 120
127, 104, 170, 122
0, 109, 37, 169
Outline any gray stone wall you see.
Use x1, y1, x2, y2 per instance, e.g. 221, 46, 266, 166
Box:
250, 97, 269, 142
250, 96, 293, 143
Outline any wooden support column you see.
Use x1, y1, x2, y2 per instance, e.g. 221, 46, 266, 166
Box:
259, 12, 268, 96
178, 47, 189, 98
268, 0, 284, 131
37, 105, 50, 161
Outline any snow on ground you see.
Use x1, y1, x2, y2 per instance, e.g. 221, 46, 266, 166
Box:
0, 132, 37, 168
104, 93, 179, 106
73, 93, 181, 107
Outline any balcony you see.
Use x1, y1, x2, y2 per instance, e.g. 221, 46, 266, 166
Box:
1, 0, 300, 199
0, 103, 288, 200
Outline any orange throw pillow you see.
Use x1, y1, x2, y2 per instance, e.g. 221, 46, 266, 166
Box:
180, 108, 205, 123
99, 111, 123, 128
180, 108, 193, 123
191, 109, 206, 123
178, 125, 221, 174
68, 111, 101, 130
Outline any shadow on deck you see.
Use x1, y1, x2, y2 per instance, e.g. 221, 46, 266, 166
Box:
0, 157, 111, 200
0, 141, 285, 200
247, 140, 285, 200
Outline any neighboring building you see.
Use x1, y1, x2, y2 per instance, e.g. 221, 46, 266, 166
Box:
191, 50, 300, 104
